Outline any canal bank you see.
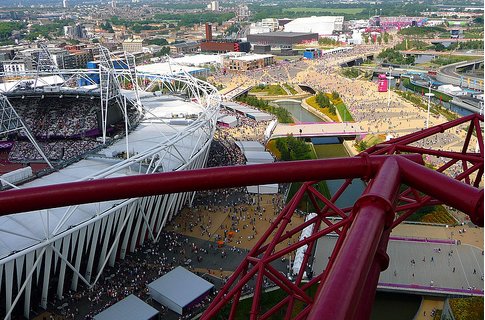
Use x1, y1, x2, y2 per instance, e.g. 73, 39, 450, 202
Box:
274, 99, 426, 320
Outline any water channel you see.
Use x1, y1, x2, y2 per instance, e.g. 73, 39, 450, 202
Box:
272, 99, 423, 319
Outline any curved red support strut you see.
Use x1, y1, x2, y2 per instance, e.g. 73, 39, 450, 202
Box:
0, 115, 482, 319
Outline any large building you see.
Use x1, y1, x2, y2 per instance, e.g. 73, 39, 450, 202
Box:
369, 16, 428, 29
222, 53, 275, 72
247, 31, 319, 50
200, 40, 250, 53
122, 39, 145, 53
283, 16, 344, 35
200, 23, 250, 53
169, 41, 200, 55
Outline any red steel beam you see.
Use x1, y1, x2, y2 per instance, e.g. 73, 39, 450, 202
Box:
396, 156, 483, 226
307, 157, 401, 320
0, 154, 422, 216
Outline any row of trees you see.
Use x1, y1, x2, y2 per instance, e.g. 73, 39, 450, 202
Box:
363, 32, 392, 45
0, 21, 24, 41
236, 95, 293, 123
397, 26, 447, 37
377, 48, 415, 65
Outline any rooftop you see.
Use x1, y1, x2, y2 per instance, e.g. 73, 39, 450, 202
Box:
249, 31, 318, 37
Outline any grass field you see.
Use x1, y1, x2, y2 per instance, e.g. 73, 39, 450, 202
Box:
283, 7, 364, 14
313, 144, 348, 159
336, 102, 354, 122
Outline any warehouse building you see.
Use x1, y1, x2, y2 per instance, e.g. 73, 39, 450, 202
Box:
247, 31, 318, 50
200, 23, 250, 53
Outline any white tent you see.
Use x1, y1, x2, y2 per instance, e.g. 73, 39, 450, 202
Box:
247, 184, 279, 194
148, 266, 214, 315
94, 295, 159, 320
244, 150, 274, 164
218, 115, 238, 127
236, 141, 265, 152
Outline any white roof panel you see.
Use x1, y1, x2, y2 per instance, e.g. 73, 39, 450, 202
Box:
148, 266, 214, 308
94, 294, 159, 320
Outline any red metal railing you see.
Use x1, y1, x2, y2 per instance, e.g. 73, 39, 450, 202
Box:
0, 114, 482, 319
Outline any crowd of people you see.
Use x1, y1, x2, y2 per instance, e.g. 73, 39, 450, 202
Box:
53, 232, 224, 320
14, 97, 98, 139
8, 139, 100, 161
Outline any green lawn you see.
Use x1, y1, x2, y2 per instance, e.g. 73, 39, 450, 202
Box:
313, 144, 348, 159
283, 83, 298, 95
283, 7, 364, 14
336, 102, 354, 122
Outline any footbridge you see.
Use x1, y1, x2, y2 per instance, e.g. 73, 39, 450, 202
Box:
269, 122, 366, 140
220, 84, 253, 100
339, 53, 375, 68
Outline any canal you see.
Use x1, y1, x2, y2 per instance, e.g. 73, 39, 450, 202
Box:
273, 99, 423, 320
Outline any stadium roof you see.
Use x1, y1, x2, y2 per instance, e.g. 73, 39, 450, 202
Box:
94, 295, 158, 320
0, 90, 208, 260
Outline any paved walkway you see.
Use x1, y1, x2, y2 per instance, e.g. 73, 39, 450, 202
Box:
313, 236, 484, 296
270, 122, 366, 139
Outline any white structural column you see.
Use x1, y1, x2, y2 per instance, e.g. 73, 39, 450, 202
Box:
23, 251, 35, 319
57, 235, 71, 298
40, 247, 53, 309
71, 228, 86, 291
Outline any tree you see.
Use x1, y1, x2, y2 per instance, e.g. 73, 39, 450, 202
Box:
377, 36, 382, 45
383, 32, 389, 44
473, 16, 484, 25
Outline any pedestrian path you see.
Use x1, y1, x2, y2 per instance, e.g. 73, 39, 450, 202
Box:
313, 235, 484, 296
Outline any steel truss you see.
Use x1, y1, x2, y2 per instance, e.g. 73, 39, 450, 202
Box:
0, 115, 482, 319
0, 94, 53, 168
0, 48, 221, 319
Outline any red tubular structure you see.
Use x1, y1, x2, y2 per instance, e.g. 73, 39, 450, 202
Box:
307, 158, 401, 320
0, 154, 420, 216
0, 115, 483, 319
